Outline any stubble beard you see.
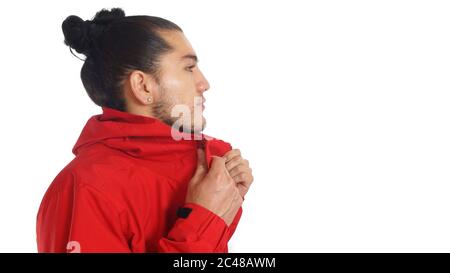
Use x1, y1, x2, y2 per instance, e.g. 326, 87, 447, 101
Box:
152, 86, 206, 134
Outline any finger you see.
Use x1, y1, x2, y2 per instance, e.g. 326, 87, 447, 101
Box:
208, 156, 226, 173
228, 165, 248, 178
232, 172, 253, 185
225, 156, 243, 171
223, 149, 241, 163
192, 148, 208, 179
228, 159, 249, 173
237, 183, 249, 197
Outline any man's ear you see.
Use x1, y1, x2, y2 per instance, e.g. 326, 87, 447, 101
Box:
129, 70, 156, 105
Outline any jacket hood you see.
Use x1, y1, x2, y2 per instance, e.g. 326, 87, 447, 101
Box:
72, 107, 232, 167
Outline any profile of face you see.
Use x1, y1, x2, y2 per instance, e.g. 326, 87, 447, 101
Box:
127, 30, 210, 134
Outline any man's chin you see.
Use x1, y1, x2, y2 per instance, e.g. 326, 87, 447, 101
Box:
192, 117, 207, 134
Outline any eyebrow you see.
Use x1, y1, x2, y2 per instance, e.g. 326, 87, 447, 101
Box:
180, 54, 199, 63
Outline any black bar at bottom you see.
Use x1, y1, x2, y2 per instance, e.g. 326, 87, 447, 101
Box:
0, 253, 448, 272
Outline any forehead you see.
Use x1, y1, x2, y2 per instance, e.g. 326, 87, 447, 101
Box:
159, 30, 196, 62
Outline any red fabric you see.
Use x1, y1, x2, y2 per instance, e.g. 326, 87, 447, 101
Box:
36, 107, 243, 253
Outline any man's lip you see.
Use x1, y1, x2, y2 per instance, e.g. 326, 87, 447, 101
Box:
197, 98, 205, 110
195, 103, 205, 110
198, 103, 204, 110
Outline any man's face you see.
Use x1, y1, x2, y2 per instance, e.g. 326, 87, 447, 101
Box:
151, 30, 210, 133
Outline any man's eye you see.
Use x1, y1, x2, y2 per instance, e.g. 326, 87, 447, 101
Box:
186, 65, 196, 72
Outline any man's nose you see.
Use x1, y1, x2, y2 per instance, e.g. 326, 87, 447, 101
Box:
197, 70, 210, 93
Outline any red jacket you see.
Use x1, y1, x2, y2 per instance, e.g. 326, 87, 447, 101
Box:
36, 107, 242, 253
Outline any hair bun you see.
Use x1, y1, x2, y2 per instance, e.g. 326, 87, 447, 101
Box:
92, 8, 126, 25
61, 8, 126, 56
62, 15, 91, 55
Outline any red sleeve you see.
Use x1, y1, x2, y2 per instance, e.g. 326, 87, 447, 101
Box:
157, 203, 243, 253
228, 206, 243, 239
37, 182, 130, 253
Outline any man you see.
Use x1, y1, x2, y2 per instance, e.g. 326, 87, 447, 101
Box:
37, 8, 253, 253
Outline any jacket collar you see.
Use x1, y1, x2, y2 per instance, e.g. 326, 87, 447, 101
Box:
72, 107, 231, 167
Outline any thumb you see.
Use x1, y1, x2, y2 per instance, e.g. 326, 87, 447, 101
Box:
208, 155, 226, 174
193, 148, 208, 179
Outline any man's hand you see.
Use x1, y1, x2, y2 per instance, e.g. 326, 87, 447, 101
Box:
224, 149, 254, 199
185, 149, 243, 226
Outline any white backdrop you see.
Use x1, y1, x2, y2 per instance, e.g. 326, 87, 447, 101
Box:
0, 0, 449, 252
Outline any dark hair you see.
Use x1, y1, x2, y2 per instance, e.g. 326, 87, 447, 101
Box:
62, 8, 182, 111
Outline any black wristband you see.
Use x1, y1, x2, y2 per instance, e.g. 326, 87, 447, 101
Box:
176, 207, 193, 219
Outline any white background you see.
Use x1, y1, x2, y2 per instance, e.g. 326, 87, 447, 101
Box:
0, 0, 449, 252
